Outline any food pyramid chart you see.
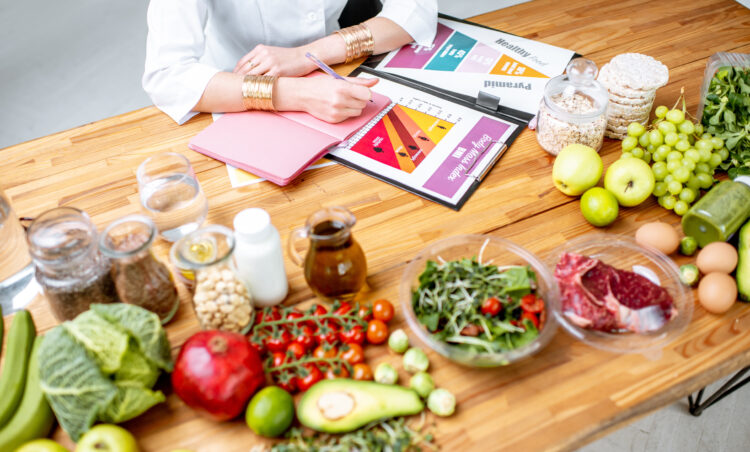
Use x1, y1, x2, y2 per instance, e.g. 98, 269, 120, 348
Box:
385, 23, 549, 79
349, 104, 455, 173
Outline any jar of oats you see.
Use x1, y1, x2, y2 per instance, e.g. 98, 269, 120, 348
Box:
536, 58, 609, 155
170, 225, 253, 333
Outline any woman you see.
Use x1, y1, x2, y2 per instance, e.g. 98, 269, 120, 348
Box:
143, 0, 437, 125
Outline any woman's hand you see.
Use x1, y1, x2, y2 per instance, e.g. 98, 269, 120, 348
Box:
234, 44, 318, 77
275, 76, 379, 123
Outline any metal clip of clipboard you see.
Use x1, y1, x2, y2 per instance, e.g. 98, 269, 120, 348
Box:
463, 139, 508, 182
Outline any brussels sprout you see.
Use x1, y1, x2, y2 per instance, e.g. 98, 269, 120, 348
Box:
409, 372, 434, 398
679, 264, 700, 287
374, 363, 398, 385
388, 329, 410, 353
403, 348, 429, 373
427, 388, 455, 417
680, 236, 698, 256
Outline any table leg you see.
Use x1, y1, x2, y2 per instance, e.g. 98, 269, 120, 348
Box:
687, 366, 750, 416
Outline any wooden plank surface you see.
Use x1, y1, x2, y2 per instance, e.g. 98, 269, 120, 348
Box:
2, 0, 750, 450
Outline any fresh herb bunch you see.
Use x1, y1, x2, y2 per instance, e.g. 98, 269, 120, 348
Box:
412, 258, 545, 353
267, 416, 436, 452
702, 65, 750, 178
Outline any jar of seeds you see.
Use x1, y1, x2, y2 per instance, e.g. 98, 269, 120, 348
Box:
170, 225, 253, 333
536, 58, 609, 155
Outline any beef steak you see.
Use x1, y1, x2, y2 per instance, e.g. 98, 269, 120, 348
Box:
554, 252, 676, 333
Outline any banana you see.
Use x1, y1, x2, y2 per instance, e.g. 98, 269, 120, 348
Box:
0, 309, 36, 428
0, 337, 55, 451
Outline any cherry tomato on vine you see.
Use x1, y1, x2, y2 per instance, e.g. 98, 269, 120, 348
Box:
325, 365, 350, 379
262, 307, 282, 323
520, 294, 544, 313
313, 344, 338, 359
286, 309, 305, 322
297, 364, 323, 391
274, 372, 297, 393
264, 329, 292, 353
333, 302, 353, 316
366, 319, 388, 344
312, 304, 328, 316
352, 363, 373, 381
271, 352, 287, 368
314, 325, 338, 346
341, 343, 365, 365
339, 325, 365, 345
357, 305, 373, 322
293, 324, 315, 351
521, 311, 540, 329
248, 335, 265, 355
287, 342, 306, 360
481, 296, 501, 316
372, 299, 394, 323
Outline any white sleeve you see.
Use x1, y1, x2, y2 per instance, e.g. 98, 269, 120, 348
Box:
377, 0, 438, 47
142, 0, 221, 125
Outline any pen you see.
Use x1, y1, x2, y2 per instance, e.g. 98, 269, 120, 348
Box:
305, 52, 374, 102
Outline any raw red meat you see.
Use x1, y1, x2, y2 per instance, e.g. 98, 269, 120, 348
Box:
554, 252, 676, 333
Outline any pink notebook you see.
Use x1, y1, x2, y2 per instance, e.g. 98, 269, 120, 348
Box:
188, 90, 391, 186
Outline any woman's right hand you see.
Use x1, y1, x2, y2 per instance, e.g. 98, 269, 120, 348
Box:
275, 76, 379, 123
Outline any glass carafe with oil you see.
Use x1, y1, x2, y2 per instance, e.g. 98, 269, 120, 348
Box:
288, 206, 367, 302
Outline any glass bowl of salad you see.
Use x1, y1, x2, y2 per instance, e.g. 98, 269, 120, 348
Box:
545, 233, 693, 356
400, 234, 559, 367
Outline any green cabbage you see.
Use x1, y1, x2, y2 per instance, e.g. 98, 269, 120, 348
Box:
38, 304, 173, 441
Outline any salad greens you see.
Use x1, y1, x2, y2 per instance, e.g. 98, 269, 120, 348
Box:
38, 304, 172, 441
412, 258, 543, 354
702, 65, 750, 178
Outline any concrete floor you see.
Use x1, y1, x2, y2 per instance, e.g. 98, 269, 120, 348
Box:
1, 1, 749, 451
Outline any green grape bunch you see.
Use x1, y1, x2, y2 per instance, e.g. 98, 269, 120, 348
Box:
620, 94, 730, 216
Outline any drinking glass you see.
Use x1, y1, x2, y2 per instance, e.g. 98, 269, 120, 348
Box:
0, 188, 31, 282
137, 153, 208, 242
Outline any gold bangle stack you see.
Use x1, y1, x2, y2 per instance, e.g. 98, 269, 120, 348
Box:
241, 75, 277, 111
335, 23, 374, 63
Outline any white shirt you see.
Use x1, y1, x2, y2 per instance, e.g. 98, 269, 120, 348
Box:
143, 0, 438, 124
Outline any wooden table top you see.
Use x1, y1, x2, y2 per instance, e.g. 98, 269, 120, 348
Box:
3, 0, 750, 450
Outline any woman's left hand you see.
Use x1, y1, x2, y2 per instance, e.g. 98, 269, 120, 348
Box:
234, 44, 318, 77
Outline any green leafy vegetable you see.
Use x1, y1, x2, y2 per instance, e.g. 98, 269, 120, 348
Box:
702, 65, 750, 178
114, 342, 160, 387
62, 310, 129, 374
98, 382, 165, 424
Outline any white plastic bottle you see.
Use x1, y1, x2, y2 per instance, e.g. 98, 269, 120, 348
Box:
233, 208, 289, 306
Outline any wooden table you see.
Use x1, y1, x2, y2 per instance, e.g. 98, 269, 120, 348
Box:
3, 0, 750, 450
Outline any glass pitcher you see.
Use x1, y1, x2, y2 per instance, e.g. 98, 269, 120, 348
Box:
288, 206, 367, 302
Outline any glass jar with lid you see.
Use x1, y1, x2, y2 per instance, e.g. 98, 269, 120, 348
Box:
170, 225, 254, 333
99, 214, 180, 324
536, 58, 609, 155
27, 207, 117, 321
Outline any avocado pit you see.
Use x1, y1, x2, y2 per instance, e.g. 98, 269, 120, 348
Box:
317, 391, 355, 420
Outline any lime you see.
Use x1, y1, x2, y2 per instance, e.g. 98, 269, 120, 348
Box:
580, 187, 619, 227
246, 386, 295, 438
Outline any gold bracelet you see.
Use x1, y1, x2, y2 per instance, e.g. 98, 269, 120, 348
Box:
241, 75, 277, 111
335, 23, 374, 63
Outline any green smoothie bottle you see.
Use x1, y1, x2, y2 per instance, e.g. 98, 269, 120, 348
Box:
682, 176, 750, 247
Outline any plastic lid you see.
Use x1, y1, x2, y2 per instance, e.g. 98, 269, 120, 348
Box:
234, 208, 272, 242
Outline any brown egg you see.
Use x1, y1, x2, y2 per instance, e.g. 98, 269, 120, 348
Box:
634, 222, 680, 255
696, 242, 738, 274
698, 272, 738, 314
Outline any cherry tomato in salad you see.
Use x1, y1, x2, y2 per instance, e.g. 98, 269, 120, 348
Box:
339, 325, 365, 345
366, 319, 388, 344
341, 343, 365, 365
480, 297, 502, 316
357, 305, 373, 322
313, 344, 338, 359
264, 329, 292, 353
286, 342, 306, 360
521, 311, 540, 329
297, 364, 323, 391
372, 299, 394, 323
520, 294, 544, 313
325, 365, 350, 379
292, 324, 315, 351
352, 363, 373, 381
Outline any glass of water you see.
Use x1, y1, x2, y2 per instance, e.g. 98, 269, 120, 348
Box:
137, 153, 208, 242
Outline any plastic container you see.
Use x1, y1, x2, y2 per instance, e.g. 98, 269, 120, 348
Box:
682, 176, 750, 247
27, 207, 117, 321
99, 215, 180, 324
536, 58, 609, 155
399, 234, 558, 367
697, 52, 750, 119
233, 208, 288, 306
545, 233, 693, 357
171, 225, 254, 333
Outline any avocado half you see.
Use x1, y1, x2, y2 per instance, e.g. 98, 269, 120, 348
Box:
296, 379, 424, 433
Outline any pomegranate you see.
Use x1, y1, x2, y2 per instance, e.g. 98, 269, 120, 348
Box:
172, 330, 265, 421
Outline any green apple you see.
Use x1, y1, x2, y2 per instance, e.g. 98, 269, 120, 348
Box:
552, 143, 603, 196
604, 158, 655, 207
580, 187, 619, 227
16, 439, 70, 452
75, 425, 139, 452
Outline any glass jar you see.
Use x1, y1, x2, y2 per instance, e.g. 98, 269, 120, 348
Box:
27, 207, 117, 321
170, 225, 254, 333
682, 176, 750, 247
536, 58, 609, 155
99, 215, 180, 324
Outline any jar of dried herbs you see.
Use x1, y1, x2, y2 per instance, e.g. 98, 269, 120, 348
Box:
27, 207, 117, 321
99, 215, 180, 324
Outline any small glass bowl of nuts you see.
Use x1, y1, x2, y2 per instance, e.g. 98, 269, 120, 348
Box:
170, 225, 254, 333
